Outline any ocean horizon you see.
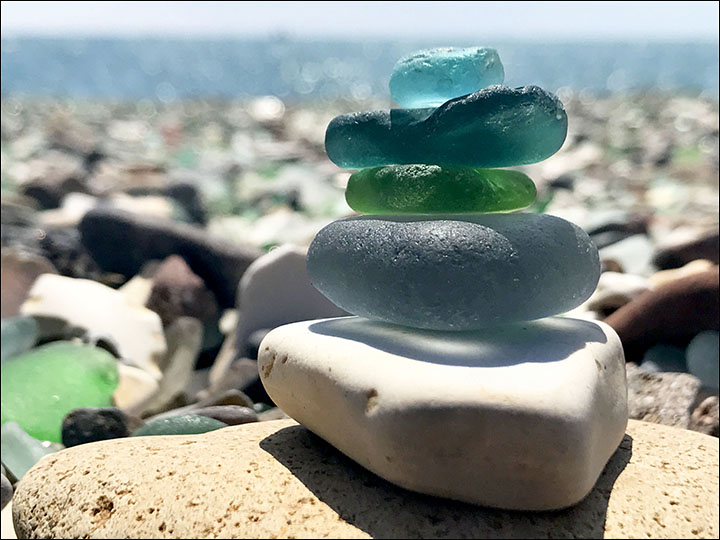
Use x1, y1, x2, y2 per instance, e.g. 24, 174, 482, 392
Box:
1, 36, 718, 102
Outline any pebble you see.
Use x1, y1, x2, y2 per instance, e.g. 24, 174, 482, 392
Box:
583, 271, 651, 314
653, 228, 719, 269
639, 344, 687, 373
598, 234, 656, 277
626, 362, 702, 430
0, 249, 57, 319
325, 85, 567, 169
345, 165, 536, 214
145, 255, 219, 327
0, 474, 11, 510
308, 214, 600, 330
389, 47, 504, 108
1, 316, 39, 362
131, 415, 228, 437
648, 258, 715, 288
604, 267, 719, 362
12, 419, 718, 538
226, 244, 346, 374
113, 363, 160, 413
187, 405, 258, 426
690, 396, 719, 437
685, 331, 719, 390
79, 207, 263, 308
21, 274, 166, 378
0, 422, 57, 481
61, 407, 131, 447
259, 316, 627, 510
1, 342, 119, 443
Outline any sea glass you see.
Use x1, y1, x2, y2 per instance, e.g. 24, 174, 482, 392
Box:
345, 165, 536, 214
325, 85, 567, 169
1, 316, 38, 362
1, 342, 119, 443
307, 213, 600, 330
390, 47, 504, 108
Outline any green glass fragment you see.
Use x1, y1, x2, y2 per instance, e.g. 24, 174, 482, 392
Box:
1, 342, 119, 443
131, 415, 228, 437
346, 165, 536, 214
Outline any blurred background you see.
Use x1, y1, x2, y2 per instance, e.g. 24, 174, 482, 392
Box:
0, 1, 719, 453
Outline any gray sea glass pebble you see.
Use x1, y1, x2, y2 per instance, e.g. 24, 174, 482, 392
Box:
307, 213, 600, 330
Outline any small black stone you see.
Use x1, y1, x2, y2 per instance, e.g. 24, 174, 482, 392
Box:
61, 407, 131, 447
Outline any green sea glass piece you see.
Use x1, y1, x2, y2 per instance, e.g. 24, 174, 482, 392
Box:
131, 415, 228, 437
1, 342, 119, 443
1, 316, 39, 362
0, 422, 58, 481
325, 85, 567, 169
390, 47, 504, 108
346, 165, 536, 214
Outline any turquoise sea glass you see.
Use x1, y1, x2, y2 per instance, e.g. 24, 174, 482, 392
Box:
390, 47, 504, 108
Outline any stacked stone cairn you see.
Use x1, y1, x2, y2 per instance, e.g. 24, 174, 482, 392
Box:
259, 47, 629, 511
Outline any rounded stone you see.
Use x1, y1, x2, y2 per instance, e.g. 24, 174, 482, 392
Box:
390, 47, 505, 108
61, 407, 131, 447
11, 419, 719, 538
345, 165, 536, 214
131, 415, 228, 437
307, 214, 600, 330
1, 474, 11, 510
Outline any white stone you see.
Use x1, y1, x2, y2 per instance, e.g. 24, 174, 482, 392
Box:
258, 316, 628, 511
21, 274, 165, 378
584, 271, 651, 312
113, 364, 159, 413
210, 244, 345, 387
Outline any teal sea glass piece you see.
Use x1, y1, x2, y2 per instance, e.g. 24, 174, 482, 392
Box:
0, 422, 57, 481
131, 415, 228, 437
307, 213, 600, 331
390, 47, 504, 108
1, 316, 39, 362
325, 85, 567, 170
346, 165, 536, 214
1, 342, 119, 443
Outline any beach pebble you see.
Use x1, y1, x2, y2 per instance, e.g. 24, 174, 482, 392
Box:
21, 274, 166, 378
686, 331, 719, 390
229, 244, 346, 368
61, 407, 131, 447
598, 234, 656, 277
145, 255, 218, 327
325, 85, 567, 169
0, 249, 57, 319
131, 415, 227, 437
0, 474, 11, 510
308, 214, 600, 330
653, 229, 719, 269
113, 364, 160, 413
584, 271, 651, 314
259, 316, 627, 510
604, 267, 719, 362
626, 362, 701, 430
648, 258, 715, 288
389, 47, 504, 108
79, 207, 262, 308
12, 419, 718, 538
188, 405, 258, 426
690, 396, 719, 437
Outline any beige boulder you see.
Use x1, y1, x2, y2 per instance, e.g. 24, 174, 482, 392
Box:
11, 419, 718, 539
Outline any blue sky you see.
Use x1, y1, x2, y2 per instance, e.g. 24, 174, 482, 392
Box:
1, 1, 718, 41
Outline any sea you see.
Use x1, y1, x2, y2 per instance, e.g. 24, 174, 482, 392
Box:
1, 36, 718, 102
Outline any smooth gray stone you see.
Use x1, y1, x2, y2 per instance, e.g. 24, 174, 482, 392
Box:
1, 474, 11, 509
307, 214, 600, 330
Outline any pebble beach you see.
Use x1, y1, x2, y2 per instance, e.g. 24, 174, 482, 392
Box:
1, 85, 719, 537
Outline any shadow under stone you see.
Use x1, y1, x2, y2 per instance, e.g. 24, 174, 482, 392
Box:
259, 425, 632, 539
309, 316, 607, 368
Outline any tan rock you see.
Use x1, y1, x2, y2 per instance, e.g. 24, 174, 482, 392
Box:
648, 259, 715, 288
12, 419, 719, 539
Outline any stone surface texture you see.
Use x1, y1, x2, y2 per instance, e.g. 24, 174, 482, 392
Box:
258, 317, 627, 510
325, 85, 567, 169
389, 47, 504, 108
308, 214, 600, 330
11, 419, 719, 539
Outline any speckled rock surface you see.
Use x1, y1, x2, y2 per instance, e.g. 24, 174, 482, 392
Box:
11, 419, 719, 539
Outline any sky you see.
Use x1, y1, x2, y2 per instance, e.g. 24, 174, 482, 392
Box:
1, 1, 718, 41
